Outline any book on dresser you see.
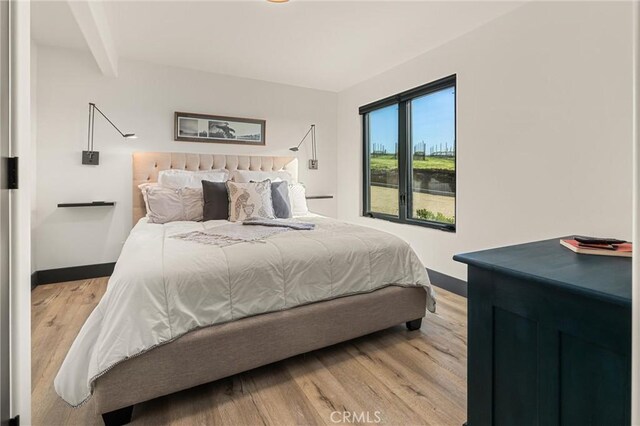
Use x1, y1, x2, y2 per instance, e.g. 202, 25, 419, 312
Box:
560, 238, 632, 257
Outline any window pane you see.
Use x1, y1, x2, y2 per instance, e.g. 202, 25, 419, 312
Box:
409, 87, 455, 224
368, 104, 399, 217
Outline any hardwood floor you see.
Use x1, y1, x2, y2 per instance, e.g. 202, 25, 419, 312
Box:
32, 278, 467, 426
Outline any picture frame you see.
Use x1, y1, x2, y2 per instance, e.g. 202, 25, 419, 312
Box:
174, 112, 266, 145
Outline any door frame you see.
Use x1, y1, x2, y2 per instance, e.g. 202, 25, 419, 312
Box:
7, 0, 31, 423
631, 1, 640, 425
0, 1, 11, 422
633, 1, 640, 423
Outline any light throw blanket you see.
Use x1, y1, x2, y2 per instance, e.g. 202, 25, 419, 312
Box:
54, 216, 435, 407
243, 218, 316, 230
171, 219, 316, 247
172, 223, 290, 247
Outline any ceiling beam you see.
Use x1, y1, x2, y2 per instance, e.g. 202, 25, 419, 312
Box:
67, 1, 118, 77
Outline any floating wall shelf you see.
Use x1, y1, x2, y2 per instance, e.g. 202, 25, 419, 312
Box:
58, 202, 116, 208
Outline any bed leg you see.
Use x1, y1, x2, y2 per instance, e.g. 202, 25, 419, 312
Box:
406, 318, 422, 331
101, 405, 133, 426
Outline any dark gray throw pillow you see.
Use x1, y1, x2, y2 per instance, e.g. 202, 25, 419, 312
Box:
202, 180, 229, 221
250, 180, 292, 219
271, 181, 292, 219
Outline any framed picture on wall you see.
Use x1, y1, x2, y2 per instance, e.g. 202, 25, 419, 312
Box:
174, 112, 266, 145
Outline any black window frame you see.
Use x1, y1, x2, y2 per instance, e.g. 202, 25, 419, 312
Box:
360, 74, 457, 232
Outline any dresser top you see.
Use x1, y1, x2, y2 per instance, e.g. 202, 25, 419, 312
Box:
454, 237, 631, 306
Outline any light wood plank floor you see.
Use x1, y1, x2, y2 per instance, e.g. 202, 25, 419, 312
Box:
32, 278, 467, 426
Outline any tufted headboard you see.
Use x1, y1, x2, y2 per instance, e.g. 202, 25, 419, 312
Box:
132, 152, 298, 224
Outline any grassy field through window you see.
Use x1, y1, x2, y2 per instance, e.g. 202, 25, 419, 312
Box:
370, 186, 454, 220
370, 155, 454, 172
370, 154, 455, 222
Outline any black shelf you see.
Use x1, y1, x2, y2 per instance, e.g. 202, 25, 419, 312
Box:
58, 202, 116, 208
305, 195, 334, 200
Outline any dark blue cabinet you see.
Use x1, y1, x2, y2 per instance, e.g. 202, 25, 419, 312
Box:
455, 238, 631, 426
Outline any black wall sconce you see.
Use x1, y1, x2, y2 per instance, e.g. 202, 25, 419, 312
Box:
82, 102, 137, 165
289, 124, 318, 170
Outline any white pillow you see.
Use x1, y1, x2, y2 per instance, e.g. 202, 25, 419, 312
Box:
138, 184, 203, 224
138, 182, 157, 216
230, 170, 293, 184
288, 183, 309, 216
158, 169, 229, 189
226, 180, 275, 222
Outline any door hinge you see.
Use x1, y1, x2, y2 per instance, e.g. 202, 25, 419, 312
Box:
9, 415, 19, 426
7, 157, 17, 189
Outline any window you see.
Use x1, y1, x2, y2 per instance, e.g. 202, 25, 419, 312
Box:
361, 75, 456, 231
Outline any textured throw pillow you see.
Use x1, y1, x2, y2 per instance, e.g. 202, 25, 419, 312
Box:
250, 180, 292, 219
139, 184, 203, 224
202, 180, 229, 221
158, 169, 229, 189
226, 180, 275, 222
138, 182, 158, 216
230, 170, 293, 184
289, 183, 309, 216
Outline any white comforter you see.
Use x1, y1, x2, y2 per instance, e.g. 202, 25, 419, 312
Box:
54, 216, 435, 407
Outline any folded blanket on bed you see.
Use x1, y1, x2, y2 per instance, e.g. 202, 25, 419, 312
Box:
171, 223, 290, 247
243, 218, 316, 230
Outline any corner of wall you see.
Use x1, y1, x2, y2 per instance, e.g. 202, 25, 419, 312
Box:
30, 40, 37, 273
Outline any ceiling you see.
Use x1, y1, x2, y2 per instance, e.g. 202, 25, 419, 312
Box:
32, 1, 524, 92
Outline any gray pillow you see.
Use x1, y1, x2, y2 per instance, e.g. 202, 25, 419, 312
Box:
202, 180, 229, 221
271, 181, 292, 219
251, 180, 291, 219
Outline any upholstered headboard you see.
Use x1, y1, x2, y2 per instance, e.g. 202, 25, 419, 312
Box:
132, 152, 298, 224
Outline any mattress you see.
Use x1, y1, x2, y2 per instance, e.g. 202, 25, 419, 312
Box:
54, 215, 435, 407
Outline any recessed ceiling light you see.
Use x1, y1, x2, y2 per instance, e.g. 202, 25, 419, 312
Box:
267, 0, 289, 3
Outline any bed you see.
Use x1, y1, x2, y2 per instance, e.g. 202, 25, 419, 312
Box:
54, 152, 436, 426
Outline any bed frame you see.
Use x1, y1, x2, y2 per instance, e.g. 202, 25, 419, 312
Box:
93, 152, 427, 426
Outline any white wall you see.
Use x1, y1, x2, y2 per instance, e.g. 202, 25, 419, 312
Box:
34, 47, 337, 270
30, 41, 37, 274
631, 1, 639, 423
336, 1, 633, 280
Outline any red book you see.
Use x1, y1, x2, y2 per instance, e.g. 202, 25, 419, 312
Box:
560, 239, 632, 258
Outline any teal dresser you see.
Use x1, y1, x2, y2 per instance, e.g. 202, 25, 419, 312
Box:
454, 237, 631, 426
